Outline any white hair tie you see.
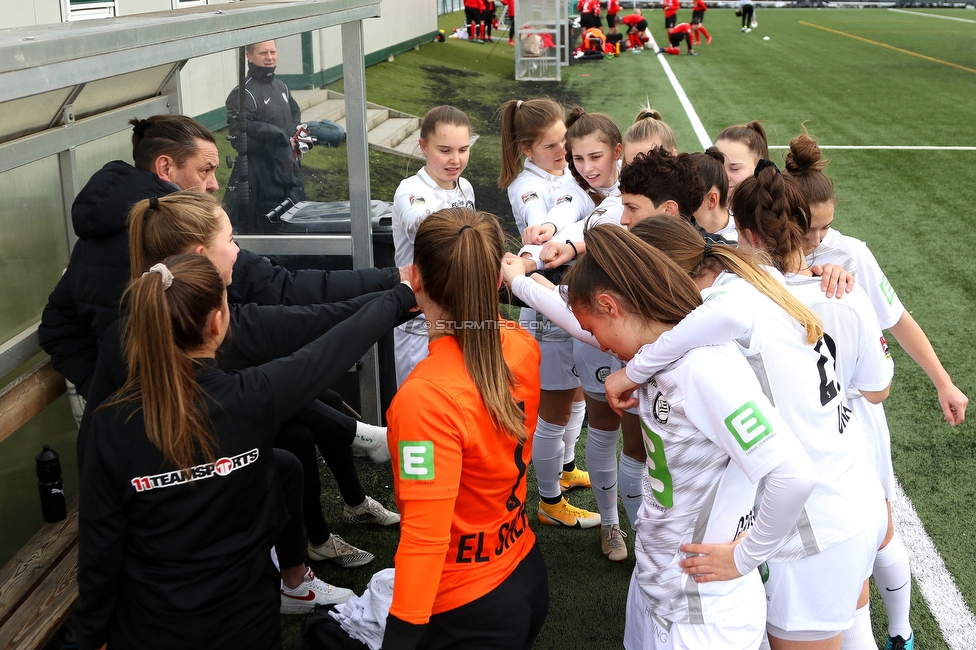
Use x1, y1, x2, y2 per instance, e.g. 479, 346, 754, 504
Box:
516, 100, 524, 108
144, 263, 174, 290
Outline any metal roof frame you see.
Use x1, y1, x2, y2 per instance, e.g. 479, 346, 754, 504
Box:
0, 0, 385, 422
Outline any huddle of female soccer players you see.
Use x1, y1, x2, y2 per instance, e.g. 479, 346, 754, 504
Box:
78, 100, 966, 650
392, 101, 965, 650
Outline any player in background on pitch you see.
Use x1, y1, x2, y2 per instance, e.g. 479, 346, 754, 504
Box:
657, 22, 698, 56
393, 106, 475, 387
620, 9, 650, 52
691, 0, 712, 45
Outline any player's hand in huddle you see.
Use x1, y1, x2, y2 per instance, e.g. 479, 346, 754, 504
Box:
605, 367, 640, 414
521, 222, 556, 246
811, 263, 855, 299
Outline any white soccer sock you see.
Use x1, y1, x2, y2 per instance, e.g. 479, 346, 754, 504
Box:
874, 534, 913, 639
618, 451, 645, 529
533, 416, 567, 499
585, 425, 620, 525
562, 400, 586, 466
840, 604, 875, 650
353, 421, 391, 462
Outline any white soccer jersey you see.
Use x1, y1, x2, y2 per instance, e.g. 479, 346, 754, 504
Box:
715, 211, 738, 243
808, 228, 906, 330
626, 275, 886, 558
633, 343, 803, 625
556, 194, 625, 243
392, 167, 475, 267
508, 159, 593, 233
785, 275, 893, 397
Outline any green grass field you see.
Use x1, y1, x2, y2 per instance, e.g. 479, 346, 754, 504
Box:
260, 8, 976, 647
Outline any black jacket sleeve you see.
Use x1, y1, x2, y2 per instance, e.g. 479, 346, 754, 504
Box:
239, 283, 416, 427
76, 319, 128, 471
220, 291, 387, 369
38, 271, 99, 397
226, 88, 290, 155
77, 411, 127, 650
229, 248, 401, 306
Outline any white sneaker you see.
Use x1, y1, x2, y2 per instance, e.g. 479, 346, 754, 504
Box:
745, 27, 752, 33
343, 495, 400, 526
352, 422, 391, 462
741, 26, 747, 32
280, 567, 352, 614
306, 534, 375, 568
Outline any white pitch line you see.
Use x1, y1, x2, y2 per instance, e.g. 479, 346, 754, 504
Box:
888, 8, 976, 23
768, 145, 976, 150
645, 33, 712, 150
891, 478, 976, 650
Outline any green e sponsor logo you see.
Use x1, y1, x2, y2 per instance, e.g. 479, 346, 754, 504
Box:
879, 275, 896, 305
399, 441, 434, 480
725, 402, 774, 451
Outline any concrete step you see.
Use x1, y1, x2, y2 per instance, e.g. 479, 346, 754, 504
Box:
295, 89, 478, 161
335, 108, 390, 133
370, 117, 421, 150
302, 99, 345, 123
291, 88, 331, 112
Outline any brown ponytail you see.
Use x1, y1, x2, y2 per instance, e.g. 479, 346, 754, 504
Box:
783, 129, 835, 207
564, 224, 702, 324
129, 191, 224, 278
498, 98, 565, 189
111, 254, 224, 474
623, 107, 678, 154
716, 120, 769, 160
629, 216, 823, 344
413, 208, 526, 441
730, 164, 809, 274
690, 148, 729, 209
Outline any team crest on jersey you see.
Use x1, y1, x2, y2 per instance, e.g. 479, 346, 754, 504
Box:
521, 191, 540, 203
555, 194, 573, 205
595, 366, 611, 384
652, 391, 670, 424
880, 335, 891, 359
408, 195, 426, 206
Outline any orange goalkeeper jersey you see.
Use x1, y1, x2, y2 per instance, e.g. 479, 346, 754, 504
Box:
387, 324, 541, 624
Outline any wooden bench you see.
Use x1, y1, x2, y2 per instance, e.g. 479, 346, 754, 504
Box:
0, 357, 76, 650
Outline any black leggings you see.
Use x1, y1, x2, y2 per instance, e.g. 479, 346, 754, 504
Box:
741, 3, 754, 27
275, 409, 365, 548
273, 448, 306, 569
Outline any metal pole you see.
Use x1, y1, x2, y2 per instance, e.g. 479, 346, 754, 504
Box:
341, 19, 382, 425
236, 46, 250, 233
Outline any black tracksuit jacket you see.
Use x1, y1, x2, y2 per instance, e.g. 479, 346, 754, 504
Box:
77, 283, 415, 650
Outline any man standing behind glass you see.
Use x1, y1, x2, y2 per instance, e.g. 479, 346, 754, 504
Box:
225, 40, 308, 232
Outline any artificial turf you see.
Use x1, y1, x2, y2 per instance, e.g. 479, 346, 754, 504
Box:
217, 8, 976, 647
